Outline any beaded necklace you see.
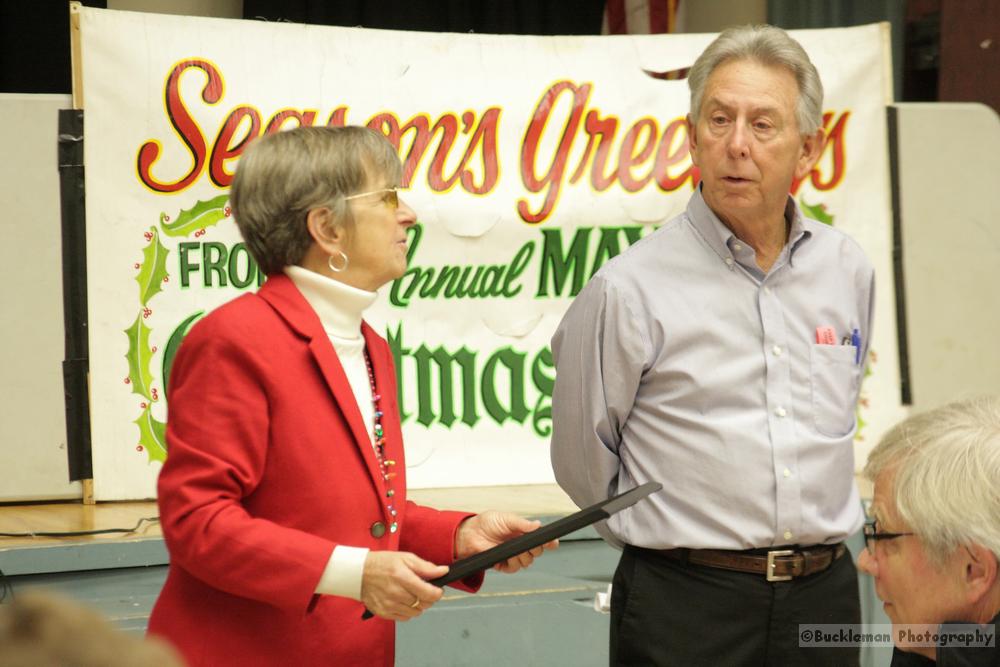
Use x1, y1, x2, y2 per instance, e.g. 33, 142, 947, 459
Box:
363, 350, 397, 534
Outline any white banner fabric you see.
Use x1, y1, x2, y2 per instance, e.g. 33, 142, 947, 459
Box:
78, 7, 904, 500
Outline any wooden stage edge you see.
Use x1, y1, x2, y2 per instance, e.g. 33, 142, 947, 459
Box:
0, 479, 872, 577
0, 484, 578, 552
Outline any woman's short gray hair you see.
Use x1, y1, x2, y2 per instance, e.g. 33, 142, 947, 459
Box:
687, 24, 824, 136
864, 396, 1000, 566
230, 126, 403, 275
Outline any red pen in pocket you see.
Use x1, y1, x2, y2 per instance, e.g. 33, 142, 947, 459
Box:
815, 326, 836, 345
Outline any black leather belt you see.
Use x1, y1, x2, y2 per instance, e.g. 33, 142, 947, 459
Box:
640, 543, 847, 582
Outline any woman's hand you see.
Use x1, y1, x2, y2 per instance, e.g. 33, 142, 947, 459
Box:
454, 511, 559, 573
360, 551, 447, 621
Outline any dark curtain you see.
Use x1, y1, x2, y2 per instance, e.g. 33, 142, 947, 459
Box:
767, 0, 906, 101
243, 0, 606, 35
0, 0, 107, 94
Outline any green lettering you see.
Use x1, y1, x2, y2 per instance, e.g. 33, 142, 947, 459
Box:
530, 347, 555, 437
412, 344, 479, 428
481, 347, 529, 425
202, 241, 228, 288
444, 266, 477, 298
178, 242, 200, 288
480, 265, 504, 296
386, 323, 412, 422
228, 242, 257, 289
501, 241, 534, 297
590, 227, 624, 278
536, 227, 592, 297
390, 224, 427, 307
162, 310, 204, 395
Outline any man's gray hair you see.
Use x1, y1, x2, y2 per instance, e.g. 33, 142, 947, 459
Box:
687, 24, 824, 135
230, 126, 403, 275
864, 396, 1000, 566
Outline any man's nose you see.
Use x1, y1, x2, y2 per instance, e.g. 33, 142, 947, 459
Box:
856, 546, 878, 577
726, 123, 751, 159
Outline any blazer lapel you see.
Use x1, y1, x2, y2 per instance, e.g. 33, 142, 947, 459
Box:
258, 275, 387, 497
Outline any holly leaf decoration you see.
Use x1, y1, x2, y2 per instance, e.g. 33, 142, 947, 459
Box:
124, 315, 155, 400
134, 404, 167, 463
136, 226, 169, 306
160, 194, 230, 237
854, 411, 868, 442
799, 197, 834, 226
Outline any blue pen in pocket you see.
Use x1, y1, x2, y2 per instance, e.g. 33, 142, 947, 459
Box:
851, 328, 861, 364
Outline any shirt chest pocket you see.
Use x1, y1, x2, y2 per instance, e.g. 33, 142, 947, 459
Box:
810, 344, 861, 437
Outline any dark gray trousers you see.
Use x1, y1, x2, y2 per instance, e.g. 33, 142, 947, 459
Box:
610, 545, 861, 667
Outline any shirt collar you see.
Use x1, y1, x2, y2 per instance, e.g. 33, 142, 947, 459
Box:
686, 186, 812, 269
284, 265, 377, 340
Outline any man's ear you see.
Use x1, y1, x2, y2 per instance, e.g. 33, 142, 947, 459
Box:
305, 207, 345, 254
961, 543, 998, 606
795, 129, 824, 180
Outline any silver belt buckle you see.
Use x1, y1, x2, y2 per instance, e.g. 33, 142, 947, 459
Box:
766, 549, 795, 582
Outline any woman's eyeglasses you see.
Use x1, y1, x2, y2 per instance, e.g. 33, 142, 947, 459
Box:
863, 519, 914, 555
344, 188, 399, 210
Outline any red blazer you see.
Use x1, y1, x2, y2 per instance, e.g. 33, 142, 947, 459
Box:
148, 274, 480, 666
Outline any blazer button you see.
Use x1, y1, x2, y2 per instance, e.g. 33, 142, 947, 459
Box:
370, 521, 386, 538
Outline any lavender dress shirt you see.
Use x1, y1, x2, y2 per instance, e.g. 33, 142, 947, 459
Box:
550, 188, 875, 550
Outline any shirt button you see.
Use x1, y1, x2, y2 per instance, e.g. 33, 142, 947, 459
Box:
725, 257, 734, 267
733, 243, 742, 251
783, 468, 791, 478
772, 345, 782, 356
370, 522, 386, 538
775, 406, 787, 418
784, 530, 793, 541
764, 286, 772, 295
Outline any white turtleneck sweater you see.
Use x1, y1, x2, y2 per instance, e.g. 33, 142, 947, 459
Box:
285, 265, 378, 602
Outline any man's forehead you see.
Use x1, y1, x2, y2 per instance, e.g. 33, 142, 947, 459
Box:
702, 94, 784, 115
700, 61, 799, 110
707, 57, 798, 83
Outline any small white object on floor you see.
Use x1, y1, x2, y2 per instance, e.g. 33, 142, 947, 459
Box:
593, 583, 612, 613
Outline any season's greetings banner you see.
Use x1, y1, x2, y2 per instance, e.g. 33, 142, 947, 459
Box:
78, 7, 904, 500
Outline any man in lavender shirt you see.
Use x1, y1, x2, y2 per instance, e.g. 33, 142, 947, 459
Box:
551, 25, 874, 666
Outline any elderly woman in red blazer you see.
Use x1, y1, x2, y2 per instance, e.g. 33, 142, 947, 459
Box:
148, 126, 553, 666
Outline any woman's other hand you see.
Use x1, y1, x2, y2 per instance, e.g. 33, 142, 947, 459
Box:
454, 511, 559, 573
360, 551, 447, 621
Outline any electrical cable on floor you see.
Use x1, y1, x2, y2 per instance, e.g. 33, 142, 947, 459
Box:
0, 516, 159, 538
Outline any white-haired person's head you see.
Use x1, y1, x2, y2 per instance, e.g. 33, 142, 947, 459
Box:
857, 395, 1000, 659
